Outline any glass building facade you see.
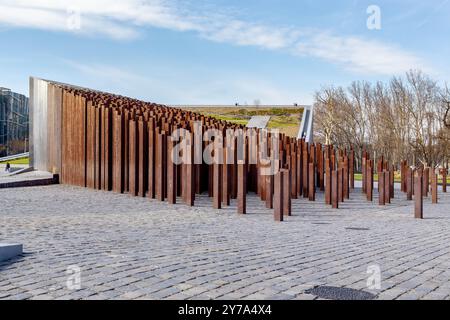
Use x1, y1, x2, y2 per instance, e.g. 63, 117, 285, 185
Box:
0, 87, 29, 156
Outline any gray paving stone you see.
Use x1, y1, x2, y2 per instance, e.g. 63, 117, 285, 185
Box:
0, 185, 450, 300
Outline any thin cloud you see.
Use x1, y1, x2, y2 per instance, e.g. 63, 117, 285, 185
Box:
0, 0, 431, 75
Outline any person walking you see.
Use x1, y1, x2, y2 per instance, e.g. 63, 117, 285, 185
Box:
5, 162, 11, 173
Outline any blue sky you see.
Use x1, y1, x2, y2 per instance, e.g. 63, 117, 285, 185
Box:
0, 0, 449, 104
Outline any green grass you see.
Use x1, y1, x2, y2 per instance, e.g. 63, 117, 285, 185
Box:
0, 157, 29, 165
204, 114, 249, 125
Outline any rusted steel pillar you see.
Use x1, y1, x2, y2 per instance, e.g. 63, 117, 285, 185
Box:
302, 143, 309, 198
389, 166, 395, 199
442, 168, 447, 193
338, 168, 344, 203
349, 149, 355, 189
308, 163, 315, 201
112, 112, 124, 193
156, 131, 166, 202
431, 171, 438, 204
378, 170, 385, 205
213, 167, 222, 209
367, 160, 373, 202
129, 119, 139, 197
343, 156, 349, 199
325, 158, 331, 205
297, 145, 302, 197
237, 161, 247, 215
185, 134, 195, 207
423, 167, 429, 197
138, 120, 148, 197
222, 147, 231, 206
384, 170, 390, 204
406, 167, 413, 201
362, 152, 367, 194
415, 173, 423, 219
147, 119, 155, 199
167, 135, 177, 204
401, 160, 407, 193
282, 169, 292, 217
332, 170, 339, 209
265, 174, 274, 209
290, 151, 298, 199
317, 144, 325, 191
274, 171, 284, 222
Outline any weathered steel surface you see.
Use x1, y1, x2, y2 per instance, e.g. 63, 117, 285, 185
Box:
31, 80, 439, 222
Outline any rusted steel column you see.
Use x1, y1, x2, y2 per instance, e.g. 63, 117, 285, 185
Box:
362, 153, 366, 194
297, 144, 302, 197
332, 170, 339, 209
237, 161, 247, 215
290, 151, 298, 199
384, 170, 390, 204
265, 174, 274, 209
401, 160, 407, 193
431, 171, 438, 204
325, 158, 331, 205
102, 107, 112, 191
423, 167, 429, 197
222, 147, 231, 206
415, 173, 423, 219
443, 168, 448, 193
390, 165, 395, 199
308, 163, 315, 201
112, 112, 124, 193
406, 167, 413, 201
367, 161, 373, 202
343, 156, 349, 199
129, 119, 139, 197
138, 120, 148, 197
94, 107, 102, 190
167, 135, 177, 204
378, 170, 385, 205
338, 168, 344, 203
282, 169, 292, 217
302, 144, 309, 198
213, 162, 222, 209
156, 131, 166, 201
317, 144, 324, 191
349, 149, 355, 189
147, 119, 155, 199
274, 171, 284, 222
185, 134, 195, 207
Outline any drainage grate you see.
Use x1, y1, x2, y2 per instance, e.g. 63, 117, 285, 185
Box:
306, 286, 376, 300
312, 222, 332, 225
346, 227, 370, 231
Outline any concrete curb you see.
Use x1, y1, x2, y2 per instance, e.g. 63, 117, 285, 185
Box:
0, 174, 59, 189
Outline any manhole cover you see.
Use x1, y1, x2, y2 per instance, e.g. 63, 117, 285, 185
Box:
346, 227, 370, 231
306, 286, 376, 300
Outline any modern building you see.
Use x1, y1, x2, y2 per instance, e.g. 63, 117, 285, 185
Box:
0, 87, 29, 156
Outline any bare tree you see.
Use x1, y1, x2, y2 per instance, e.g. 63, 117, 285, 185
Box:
313, 70, 450, 169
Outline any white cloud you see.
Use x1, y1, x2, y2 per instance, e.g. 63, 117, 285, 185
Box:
294, 33, 430, 75
0, 0, 431, 75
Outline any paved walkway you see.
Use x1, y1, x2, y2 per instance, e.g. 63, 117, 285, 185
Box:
1, 185, 449, 300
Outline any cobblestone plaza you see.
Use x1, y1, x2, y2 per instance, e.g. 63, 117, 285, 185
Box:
1, 184, 449, 300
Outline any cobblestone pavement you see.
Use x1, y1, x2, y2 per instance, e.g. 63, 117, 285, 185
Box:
1, 184, 450, 300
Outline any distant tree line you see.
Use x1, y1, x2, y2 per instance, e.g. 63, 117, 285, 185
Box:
314, 70, 450, 170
